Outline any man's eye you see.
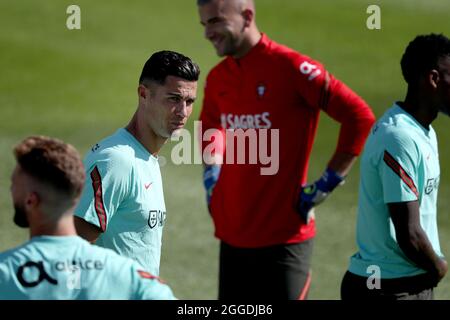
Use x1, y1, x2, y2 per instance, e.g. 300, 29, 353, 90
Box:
170, 96, 181, 102
210, 17, 223, 25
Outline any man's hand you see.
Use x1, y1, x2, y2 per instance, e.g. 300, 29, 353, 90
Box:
297, 168, 345, 224
203, 165, 221, 211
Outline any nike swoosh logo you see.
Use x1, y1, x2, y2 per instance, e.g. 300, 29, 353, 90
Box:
145, 183, 153, 189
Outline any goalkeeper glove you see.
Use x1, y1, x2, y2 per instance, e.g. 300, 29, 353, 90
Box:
297, 168, 345, 224
203, 165, 221, 210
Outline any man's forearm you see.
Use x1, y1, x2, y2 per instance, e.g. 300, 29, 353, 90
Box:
397, 227, 447, 282
390, 201, 447, 282
327, 152, 357, 177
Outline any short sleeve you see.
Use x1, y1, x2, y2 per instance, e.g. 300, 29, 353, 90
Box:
379, 132, 420, 203
74, 149, 131, 232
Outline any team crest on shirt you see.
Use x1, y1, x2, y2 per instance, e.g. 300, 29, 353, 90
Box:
148, 210, 167, 229
256, 83, 266, 99
148, 210, 158, 228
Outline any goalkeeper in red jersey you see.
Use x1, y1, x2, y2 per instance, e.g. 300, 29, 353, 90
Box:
197, 0, 376, 299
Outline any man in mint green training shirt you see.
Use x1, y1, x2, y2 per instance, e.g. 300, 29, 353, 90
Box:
74, 51, 199, 276
342, 33, 450, 300
0, 136, 175, 299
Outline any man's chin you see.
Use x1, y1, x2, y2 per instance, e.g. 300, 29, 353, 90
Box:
215, 48, 227, 57
213, 43, 230, 57
13, 210, 29, 228
170, 128, 186, 138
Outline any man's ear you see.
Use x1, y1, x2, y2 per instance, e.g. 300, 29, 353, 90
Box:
242, 9, 254, 28
25, 192, 40, 211
429, 69, 440, 89
138, 84, 148, 99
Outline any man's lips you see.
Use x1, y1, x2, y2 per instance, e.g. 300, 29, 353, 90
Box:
171, 121, 185, 129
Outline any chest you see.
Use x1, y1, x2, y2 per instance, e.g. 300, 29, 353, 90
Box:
213, 64, 300, 129
116, 160, 166, 229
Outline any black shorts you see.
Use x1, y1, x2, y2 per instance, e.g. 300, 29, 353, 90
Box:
218, 239, 314, 300
341, 270, 435, 300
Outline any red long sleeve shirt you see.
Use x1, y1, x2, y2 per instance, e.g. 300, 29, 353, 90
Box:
199, 34, 375, 248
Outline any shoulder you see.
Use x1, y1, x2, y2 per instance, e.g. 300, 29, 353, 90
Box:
0, 242, 35, 277
267, 39, 325, 71
374, 111, 420, 158
378, 109, 416, 142
85, 130, 137, 173
0, 241, 32, 263
0, 249, 14, 271
0, 248, 15, 262
98, 145, 136, 169
0, 247, 20, 282
380, 125, 415, 149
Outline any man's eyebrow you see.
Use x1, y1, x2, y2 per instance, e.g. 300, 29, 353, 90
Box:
167, 92, 183, 97
201, 16, 222, 25
167, 92, 197, 100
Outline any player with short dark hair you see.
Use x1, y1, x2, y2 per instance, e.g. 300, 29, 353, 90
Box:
139, 50, 200, 85
0, 136, 175, 299
74, 51, 200, 276
197, 0, 376, 299
341, 33, 450, 300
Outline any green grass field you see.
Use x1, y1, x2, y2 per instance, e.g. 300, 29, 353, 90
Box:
1, 0, 449, 299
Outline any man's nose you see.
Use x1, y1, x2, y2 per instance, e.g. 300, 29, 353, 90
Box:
176, 101, 188, 117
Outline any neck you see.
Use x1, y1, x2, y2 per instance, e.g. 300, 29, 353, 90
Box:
400, 90, 438, 129
30, 214, 77, 238
232, 28, 262, 59
125, 109, 167, 156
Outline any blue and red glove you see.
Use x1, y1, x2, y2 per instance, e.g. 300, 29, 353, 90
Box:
297, 168, 345, 224
203, 165, 221, 211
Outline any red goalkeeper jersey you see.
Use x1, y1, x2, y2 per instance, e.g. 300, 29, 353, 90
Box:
199, 33, 375, 248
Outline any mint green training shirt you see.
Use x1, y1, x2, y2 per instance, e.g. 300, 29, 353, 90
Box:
349, 103, 443, 279
0, 236, 175, 299
75, 128, 166, 276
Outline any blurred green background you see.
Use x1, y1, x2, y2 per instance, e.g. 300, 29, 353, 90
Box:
0, 0, 449, 299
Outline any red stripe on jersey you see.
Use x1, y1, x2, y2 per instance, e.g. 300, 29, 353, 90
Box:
90, 166, 107, 232
137, 270, 165, 284
137, 270, 157, 280
383, 150, 419, 198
